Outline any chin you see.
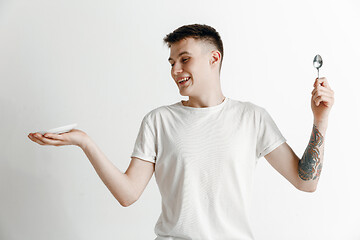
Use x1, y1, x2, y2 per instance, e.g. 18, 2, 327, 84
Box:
179, 92, 189, 97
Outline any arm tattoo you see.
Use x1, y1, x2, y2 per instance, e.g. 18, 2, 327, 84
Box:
298, 124, 324, 181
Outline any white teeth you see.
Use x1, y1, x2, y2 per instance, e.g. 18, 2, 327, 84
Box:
179, 77, 190, 83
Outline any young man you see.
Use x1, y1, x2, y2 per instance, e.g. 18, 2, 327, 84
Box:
28, 24, 334, 239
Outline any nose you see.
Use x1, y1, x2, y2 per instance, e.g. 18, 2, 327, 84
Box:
172, 63, 183, 77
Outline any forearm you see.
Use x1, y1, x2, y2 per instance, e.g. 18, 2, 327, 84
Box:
79, 136, 135, 206
298, 119, 328, 192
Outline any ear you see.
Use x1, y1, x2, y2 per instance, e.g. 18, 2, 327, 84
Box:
210, 50, 221, 66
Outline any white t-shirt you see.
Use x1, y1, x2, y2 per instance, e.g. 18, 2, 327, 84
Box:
131, 97, 287, 240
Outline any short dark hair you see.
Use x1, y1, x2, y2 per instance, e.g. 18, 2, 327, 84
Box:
163, 24, 224, 72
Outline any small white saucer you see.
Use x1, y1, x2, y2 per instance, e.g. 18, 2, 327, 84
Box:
38, 123, 77, 135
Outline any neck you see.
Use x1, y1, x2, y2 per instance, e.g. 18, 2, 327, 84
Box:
182, 94, 226, 108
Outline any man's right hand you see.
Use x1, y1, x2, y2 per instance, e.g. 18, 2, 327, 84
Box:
28, 129, 89, 148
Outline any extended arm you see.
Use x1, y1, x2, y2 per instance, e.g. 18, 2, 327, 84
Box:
29, 130, 155, 207
80, 137, 155, 207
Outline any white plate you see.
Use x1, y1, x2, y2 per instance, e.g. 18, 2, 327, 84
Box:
38, 123, 78, 135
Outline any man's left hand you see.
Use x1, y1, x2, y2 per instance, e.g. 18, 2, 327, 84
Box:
311, 77, 335, 122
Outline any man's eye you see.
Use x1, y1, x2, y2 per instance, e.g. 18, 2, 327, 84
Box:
170, 58, 189, 67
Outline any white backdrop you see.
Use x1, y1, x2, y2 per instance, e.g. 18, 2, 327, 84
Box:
1, 0, 359, 239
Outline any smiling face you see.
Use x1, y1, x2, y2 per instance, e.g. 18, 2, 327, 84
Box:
168, 37, 221, 97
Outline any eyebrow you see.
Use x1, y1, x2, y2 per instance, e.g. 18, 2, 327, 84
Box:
168, 51, 191, 62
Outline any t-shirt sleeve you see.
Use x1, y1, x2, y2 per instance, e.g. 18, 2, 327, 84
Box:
256, 107, 287, 159
130, 114, 157, 163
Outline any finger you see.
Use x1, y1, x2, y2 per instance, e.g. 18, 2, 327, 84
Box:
29, 133, 46, 145
44, 133, 63, 140
314, 96, 330, 107
37, 134, 64, 146
314, 77, 325, 86
312, 87, 334, 99
312, 83, 334, 95
314, 77, 331, 89
314, 94, 334, 107
312, 90, 333, 103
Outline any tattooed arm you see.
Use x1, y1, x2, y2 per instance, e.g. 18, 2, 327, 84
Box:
264, 77, 334, 192
264, 120, 327, 192
298, 77, 334, 190
297, 120, 327, 191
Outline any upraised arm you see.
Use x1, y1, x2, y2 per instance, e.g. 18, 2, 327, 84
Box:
264, 77, 334, 192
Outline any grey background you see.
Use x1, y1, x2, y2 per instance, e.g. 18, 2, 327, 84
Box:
1, 0, 359, 239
